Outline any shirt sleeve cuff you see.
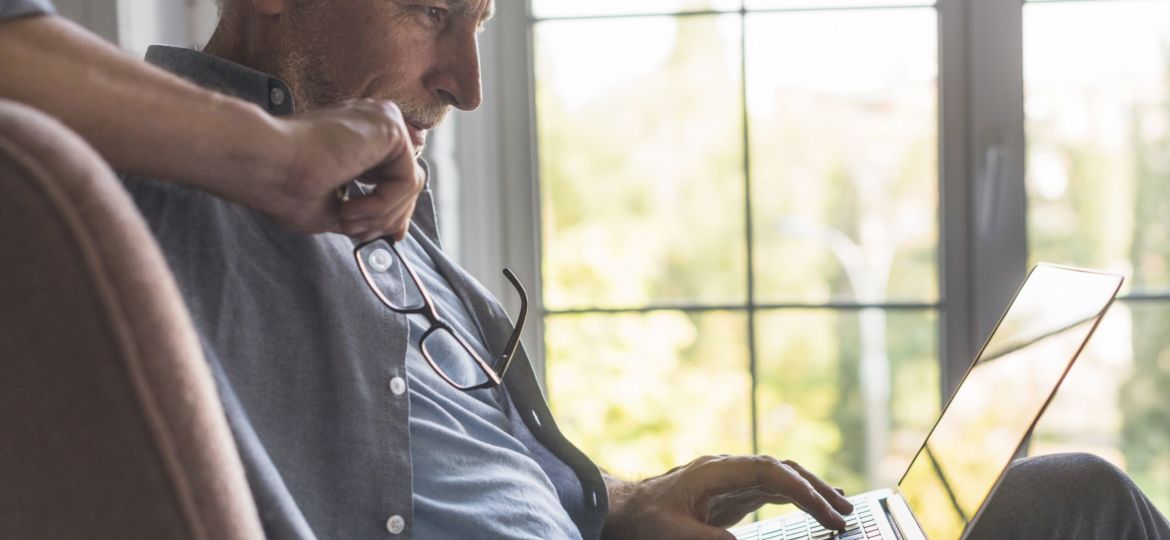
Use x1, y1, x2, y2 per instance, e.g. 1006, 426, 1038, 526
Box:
0, 0, 56, 22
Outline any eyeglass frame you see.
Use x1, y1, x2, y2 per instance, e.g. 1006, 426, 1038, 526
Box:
352, 237, 528, 391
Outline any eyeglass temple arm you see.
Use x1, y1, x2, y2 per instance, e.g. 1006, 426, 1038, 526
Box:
498, 268, 528, 363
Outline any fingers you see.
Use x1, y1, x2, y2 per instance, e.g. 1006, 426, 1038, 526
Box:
781, 460, 854, 516
687, 456, 848, 531
705, 489, 795, 528
339, 184, 418, 242
336, 101, 424, 240
264, 98, 422, 238
340, 202, 415, 241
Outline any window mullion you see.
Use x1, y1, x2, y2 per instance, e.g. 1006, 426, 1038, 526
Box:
451, 0, 547, 386
941, 0, 1029, 398
938, 0, 974, 399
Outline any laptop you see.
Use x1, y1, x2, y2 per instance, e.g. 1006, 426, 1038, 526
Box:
730, 263, 1124, 540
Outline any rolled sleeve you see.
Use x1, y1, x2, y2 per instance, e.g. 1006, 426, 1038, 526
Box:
0, 0, 55, 20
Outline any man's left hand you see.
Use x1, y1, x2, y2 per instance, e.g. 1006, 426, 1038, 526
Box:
602, 455, 854, 540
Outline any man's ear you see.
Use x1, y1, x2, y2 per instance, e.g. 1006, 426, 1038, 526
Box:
252, 0, 285, 16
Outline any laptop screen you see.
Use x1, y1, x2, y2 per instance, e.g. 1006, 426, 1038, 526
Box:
897, 265, 1122, 539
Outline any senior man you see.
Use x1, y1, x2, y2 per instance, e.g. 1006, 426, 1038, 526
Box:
92, 0, 1170, 539
117, 0, 852, 538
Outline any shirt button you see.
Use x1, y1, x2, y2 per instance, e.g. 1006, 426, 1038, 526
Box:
270, 86, 286, 106
386, 514, 405, 535
389, 376, 406, 396
368, 248, 394, 273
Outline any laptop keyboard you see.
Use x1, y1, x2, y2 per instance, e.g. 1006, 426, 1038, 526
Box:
731, 502, 884, 540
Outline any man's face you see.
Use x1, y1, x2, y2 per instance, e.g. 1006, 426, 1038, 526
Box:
277, 0, 494, 154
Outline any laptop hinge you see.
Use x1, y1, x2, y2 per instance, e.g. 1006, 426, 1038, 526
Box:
883, 491, 927, 540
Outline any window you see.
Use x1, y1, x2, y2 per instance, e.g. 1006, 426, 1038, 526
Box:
449, 0, 1170, 519
530, 1, 940, 507
1024, 0, 1170, 512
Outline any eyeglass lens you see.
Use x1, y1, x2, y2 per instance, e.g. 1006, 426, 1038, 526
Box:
422, 327, 494, 389
356, 238, 425, 310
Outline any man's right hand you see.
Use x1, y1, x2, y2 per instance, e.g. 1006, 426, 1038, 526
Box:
602, 455, 854, 540
0, 16, 424, 241
248, 98, 425, 241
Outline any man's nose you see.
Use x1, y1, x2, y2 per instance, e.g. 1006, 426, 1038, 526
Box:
433, 30, 483, 111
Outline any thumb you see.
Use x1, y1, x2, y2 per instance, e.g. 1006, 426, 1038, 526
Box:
668, 519, 737, 540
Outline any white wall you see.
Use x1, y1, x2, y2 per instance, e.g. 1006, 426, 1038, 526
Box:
53, 0, 118, 43
53, 0, 217, 57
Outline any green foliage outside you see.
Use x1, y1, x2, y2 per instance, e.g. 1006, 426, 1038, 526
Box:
535, 9, 940, 511
534, 0, 1170, 522
1025, 3, 1170, 512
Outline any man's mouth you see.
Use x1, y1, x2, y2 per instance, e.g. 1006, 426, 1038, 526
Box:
405, 119, 431, 151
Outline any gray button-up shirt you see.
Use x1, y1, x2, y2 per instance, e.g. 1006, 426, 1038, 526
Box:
124, 45, 608, 539
0, 0, 53, 19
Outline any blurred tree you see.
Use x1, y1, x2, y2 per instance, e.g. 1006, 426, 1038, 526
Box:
536, 5, 940, 499
1123, 96, 1170, 511
539, 12, 751, 479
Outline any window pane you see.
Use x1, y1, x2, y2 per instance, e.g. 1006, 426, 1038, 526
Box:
1025, 1, 1170, 293
755, 309, 938, 518
746, 9, 939, 304
746, 0, 933, 10
1024, 0, 1170, 518
1030, 300, 1170, 513
532, 0, 740, 19
545, 311, 751, 479
536, 15, 747, 310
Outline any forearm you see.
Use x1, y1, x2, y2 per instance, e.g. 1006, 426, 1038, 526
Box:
0, 15, 285, 202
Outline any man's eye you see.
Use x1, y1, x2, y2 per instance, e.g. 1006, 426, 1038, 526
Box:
423, 6, 448, 26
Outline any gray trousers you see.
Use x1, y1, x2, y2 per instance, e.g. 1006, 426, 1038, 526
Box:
968, 453, 1170, 540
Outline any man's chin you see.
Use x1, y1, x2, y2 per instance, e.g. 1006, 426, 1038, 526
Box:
409, 130, 428, 156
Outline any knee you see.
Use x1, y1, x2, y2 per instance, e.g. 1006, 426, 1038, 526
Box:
1060, 452, 1128, 485
1008, 452, 1133, 498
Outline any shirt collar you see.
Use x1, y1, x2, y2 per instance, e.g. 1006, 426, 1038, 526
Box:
145, 45, 296, 116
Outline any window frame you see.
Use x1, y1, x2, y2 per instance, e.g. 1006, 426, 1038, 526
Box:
448, 0, 1032, 404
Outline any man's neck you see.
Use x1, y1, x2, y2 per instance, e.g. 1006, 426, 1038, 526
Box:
203, 13, 280, 83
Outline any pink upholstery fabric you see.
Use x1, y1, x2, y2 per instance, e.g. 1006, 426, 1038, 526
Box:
0, 99, 263, 539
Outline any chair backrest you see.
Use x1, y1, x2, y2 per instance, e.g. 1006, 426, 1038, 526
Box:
0, 99, 264, 539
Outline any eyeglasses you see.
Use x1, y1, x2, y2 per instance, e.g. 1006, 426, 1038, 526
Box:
353, 237, 527, 391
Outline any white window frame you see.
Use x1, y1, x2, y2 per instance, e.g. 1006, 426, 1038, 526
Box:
443, 0, 548, 381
